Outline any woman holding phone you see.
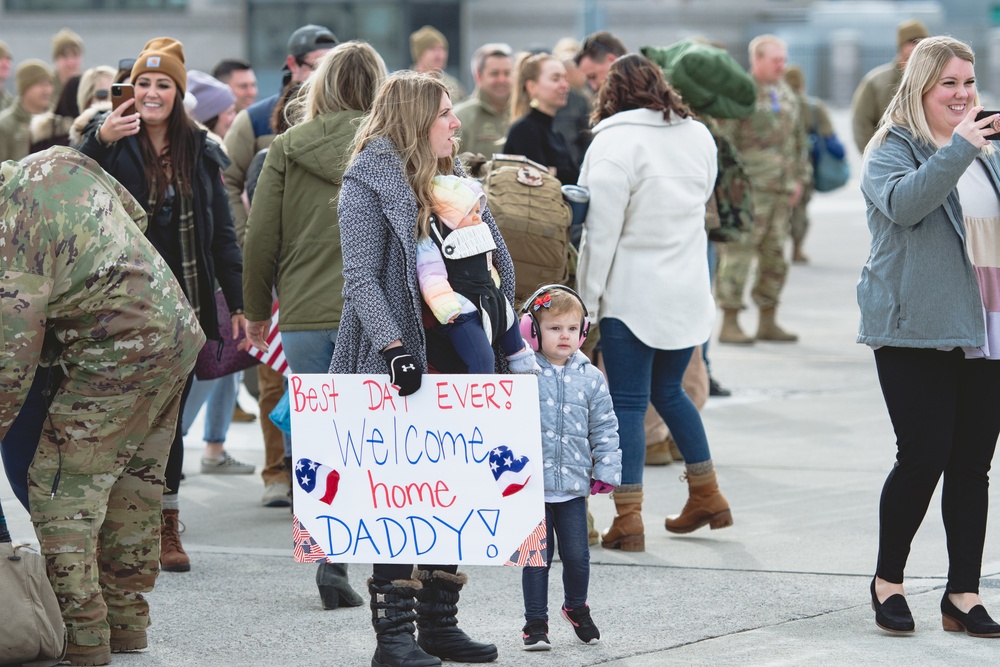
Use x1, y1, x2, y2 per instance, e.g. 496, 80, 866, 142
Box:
860, 35, 1000, 637
78, 37, 247, 574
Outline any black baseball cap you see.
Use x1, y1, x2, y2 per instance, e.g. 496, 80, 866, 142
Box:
287, 24, 338, 59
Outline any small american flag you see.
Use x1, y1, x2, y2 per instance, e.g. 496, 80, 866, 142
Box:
248, 300, 289, 376
292, 516, 329, 562
295, 458, 341, 505
505, 519, 547, 567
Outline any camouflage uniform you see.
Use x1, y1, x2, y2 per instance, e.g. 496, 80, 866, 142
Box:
789, 91, 818, 249
715, 79, 808, 310
0, 147, 205, 647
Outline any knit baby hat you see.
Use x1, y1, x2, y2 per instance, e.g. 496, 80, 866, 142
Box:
132, 37, 187, 95
410, 25, 447, 63
0, 39, 11, 60
16, 59, 54, 96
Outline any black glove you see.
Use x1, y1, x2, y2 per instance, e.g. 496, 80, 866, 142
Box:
382, 346, 422, 396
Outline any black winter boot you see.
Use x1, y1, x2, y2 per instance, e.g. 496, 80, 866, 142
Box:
415, 569, 498, 663
369, 578, 441, 667
317, 562, 364, 609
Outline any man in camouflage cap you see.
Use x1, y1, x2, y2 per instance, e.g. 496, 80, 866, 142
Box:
0, 147, 205, 665
715, 34, 808, 344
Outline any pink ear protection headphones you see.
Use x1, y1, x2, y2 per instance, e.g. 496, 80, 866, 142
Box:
518, 284, 591, 352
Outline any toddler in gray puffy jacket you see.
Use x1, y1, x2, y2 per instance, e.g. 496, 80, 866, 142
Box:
518, 285, 621, 651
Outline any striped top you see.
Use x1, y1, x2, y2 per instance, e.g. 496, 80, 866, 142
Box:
956, 160, 1000, 360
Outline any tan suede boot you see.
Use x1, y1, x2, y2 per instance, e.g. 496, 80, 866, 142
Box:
664, 470, 734, 534
756, 306, 798, 342
601, 486, 644, 552
160, 509, 190, 572
719, 308, 754, 344
645, 438, 674, 466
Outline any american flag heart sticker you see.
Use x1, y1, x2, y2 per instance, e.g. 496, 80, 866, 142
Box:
488, 445, 531, 497
295, 458, 341, 505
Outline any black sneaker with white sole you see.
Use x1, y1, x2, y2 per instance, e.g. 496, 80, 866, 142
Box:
521, 619, 551, 651
562, 604, 600, 644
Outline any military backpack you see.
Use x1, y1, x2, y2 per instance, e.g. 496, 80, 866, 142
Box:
466, 154, 573, 304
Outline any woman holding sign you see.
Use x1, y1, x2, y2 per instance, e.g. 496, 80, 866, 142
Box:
330, 71, 510, 665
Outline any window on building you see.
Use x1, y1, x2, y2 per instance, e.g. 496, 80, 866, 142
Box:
5, 0, 185, 9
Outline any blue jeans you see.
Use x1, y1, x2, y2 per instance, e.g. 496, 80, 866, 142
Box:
599, 318, 711, 485
281, 329, 339, 458
0, 365, 63, 510
522, 496, 590, 621
182, 374, 238, 443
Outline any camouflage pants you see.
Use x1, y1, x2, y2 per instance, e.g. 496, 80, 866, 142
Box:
790, 185, 813, 245
715, 189, 793, 310
28, 372, 187, 647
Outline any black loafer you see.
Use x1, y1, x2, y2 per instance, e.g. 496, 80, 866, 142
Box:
871, 578, 915, 634
941, 593, 1000, 637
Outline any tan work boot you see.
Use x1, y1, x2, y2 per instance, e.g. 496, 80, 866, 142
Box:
664, 469, 734, 534
110, 629, 147, 653
645, 437, 674, 466
586, 504, 599, 545
792, 241, 809, 264
756, 306, 798, 342
160, 509, 190, 572
64, 642, 111, 666
601, 486, 644, 552
718, 308, 754, 345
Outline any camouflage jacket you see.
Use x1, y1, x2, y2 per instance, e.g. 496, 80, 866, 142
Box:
0, 147, 205, 436
716, 79, 808, 194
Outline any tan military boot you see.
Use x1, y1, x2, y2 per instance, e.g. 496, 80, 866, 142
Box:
792, 241, 809, 264
664, 469, 734, 534
601, 486, 644, 552
160, 509, 190, 572
645, 437, 674, 466
718, 308, 754, 344
756, 306, 798, 342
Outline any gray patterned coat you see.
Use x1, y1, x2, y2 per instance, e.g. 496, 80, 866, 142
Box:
330, 136, 516, 376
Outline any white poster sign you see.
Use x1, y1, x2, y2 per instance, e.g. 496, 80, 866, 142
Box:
290, 374, 546, 566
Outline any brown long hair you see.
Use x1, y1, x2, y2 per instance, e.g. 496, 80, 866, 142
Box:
591, 54, 690, 125
350, 71, 454, 238
137, 93, 197, 211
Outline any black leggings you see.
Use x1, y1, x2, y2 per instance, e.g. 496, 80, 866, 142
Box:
164, 374, 195, 496
874, 347, 1000, 593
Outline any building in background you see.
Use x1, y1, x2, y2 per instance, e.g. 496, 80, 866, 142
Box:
3, 1, 998, 106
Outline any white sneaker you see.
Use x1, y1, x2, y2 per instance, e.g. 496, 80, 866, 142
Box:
200, 451, 255, 475
262, 482, 292, 507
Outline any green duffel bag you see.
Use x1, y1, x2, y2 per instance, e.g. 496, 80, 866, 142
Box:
641, 40, 757, 119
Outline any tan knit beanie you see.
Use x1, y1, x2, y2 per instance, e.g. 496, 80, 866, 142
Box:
131, 37, 187, 95
897, 20, 929, 51
52, 28, 84, 59
16, 59, 54, 96
0, 39, 11, 60
410, 25, 447, 63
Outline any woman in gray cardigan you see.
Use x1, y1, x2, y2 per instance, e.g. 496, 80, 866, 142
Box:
331, 71, 510, 666
860, 36, 1000, 638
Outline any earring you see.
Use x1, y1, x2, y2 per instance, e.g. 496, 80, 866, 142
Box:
529, 98, 540, 109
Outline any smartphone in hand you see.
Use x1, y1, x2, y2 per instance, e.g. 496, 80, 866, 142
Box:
111, 83, 134, 112
975, 110, 1000, 140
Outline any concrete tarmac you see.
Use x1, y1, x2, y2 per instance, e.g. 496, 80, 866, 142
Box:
3, 111, 999, 665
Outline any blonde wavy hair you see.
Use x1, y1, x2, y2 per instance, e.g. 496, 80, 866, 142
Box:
510, 53, 558, 122
286, 41, 387, 124
351, 70, 455, 239
868, 35, 993, 156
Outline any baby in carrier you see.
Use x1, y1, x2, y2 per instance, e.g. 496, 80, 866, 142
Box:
416, 174, 539, 374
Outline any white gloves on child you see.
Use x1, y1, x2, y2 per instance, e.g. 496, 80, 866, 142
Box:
506, 347, 541, 375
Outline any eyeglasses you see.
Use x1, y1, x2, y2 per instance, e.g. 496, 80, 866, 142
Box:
297, 58, 319, 71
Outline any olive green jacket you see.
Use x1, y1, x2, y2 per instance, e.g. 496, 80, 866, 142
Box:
454, 88, 509, 159
242, 110, 363, 330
